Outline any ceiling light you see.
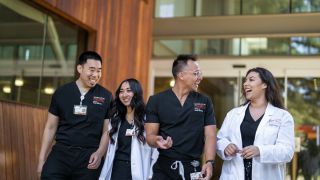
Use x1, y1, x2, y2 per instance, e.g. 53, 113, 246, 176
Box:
14, 78, 24, 86
44, 87, 55, 95
3, 86, 11, 93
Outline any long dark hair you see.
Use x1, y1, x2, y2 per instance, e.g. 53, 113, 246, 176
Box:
109, 78, 146, 144
242, 67, 284, 109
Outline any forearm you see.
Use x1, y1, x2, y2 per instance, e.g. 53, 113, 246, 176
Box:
38, 127, 56, 161
96, 130, 109, 156
146, 134, 159, 148
204, 135, 216, 162
145, 123, 160, 148
204, 126, 217, 162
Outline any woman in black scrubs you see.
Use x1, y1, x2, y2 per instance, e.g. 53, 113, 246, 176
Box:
99, 78, 156, 180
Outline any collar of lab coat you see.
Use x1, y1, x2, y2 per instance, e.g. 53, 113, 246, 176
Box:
235, 102, 276, 138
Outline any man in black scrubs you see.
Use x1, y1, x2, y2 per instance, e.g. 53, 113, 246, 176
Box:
37, 51, 112, 180
145, 54, 216, 180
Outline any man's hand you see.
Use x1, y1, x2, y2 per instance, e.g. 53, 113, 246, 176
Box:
240, 145, 260, 159
201, 162, 213, 180
224, 143, 239, 156
87, 151, 103, 169
155, 136, 173, 149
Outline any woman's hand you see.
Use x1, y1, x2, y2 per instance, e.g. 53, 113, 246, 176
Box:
224, 143, 239, 156
240, 145, 260, 159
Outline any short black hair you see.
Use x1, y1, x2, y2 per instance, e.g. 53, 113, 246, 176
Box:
172, 54, 197, 79
77, 51, 102, 65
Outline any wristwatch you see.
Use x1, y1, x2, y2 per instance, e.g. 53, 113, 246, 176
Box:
206, 160, 215, 167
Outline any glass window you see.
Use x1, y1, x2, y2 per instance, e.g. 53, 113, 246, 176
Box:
242, 0, 290, 14
155, 0, 195, 18
194, 39, 240, 56
291, 37, 320, 55
154, 0, 320, 17
0, 46, 15, 60
196, 0, 240, 16
153, 36, 320, 57
241, 37, 291, 55
153, 40, 193, 56
0, 0, 87, 106
292, 0, 320, 12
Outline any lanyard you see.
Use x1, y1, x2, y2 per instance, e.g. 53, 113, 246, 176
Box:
80, 92, 87, 105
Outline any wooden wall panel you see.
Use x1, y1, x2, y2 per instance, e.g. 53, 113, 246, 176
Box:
0, 102, 6, 180
0, 100, 47, 180
33, 0, 154, 96
3, 103, 14, 180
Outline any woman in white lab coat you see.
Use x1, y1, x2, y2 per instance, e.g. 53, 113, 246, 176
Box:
99, 78, 157, 180
217, 67, 294, 180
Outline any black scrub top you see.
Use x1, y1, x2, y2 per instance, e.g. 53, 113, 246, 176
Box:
146, 88, 216, 160
114, 118, 134, 161
49, 81, 112, 148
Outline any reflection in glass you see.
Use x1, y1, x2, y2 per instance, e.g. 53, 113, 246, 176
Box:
194, 39, 240, 56
0, 46, 14, 60
195, 0, 240, 16
154, 37, 320, 57
155, 0, 194, 18
155, 0, 320, 17
291, 37, 320, 55
0, 0, 86, 106
242, 0, 290, 14
153, 40, 193, 57
241, 37, 290, 55
292, 0, 320, 12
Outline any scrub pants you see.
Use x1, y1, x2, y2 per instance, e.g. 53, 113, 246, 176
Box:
152, 156, 202, 180
110, 159, 132, 180
41, 143, 103, 180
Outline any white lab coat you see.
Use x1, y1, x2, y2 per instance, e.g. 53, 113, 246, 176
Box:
99, 123, 158, 180
217, 103, 294, 180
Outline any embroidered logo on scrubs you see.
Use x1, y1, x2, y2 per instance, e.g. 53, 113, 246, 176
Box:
93, 96, 105, 105
194, 103, 206, 112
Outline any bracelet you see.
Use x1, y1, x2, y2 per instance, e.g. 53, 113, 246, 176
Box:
206, 160, 215, 167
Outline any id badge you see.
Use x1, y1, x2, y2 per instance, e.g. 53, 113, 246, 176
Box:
125, 129, 135, 136
73, 105, 87, 115
190, 172, 203, 180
